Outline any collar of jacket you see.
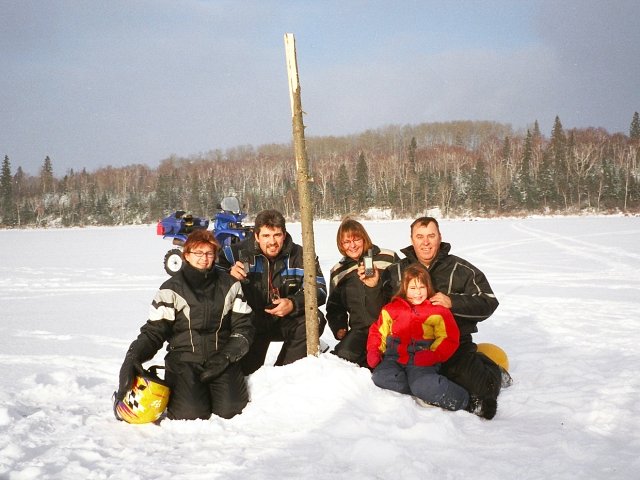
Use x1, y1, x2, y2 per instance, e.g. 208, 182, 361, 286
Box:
182, 260, 216, 287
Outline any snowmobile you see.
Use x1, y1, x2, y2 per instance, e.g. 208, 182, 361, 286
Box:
156, 196, 253, 275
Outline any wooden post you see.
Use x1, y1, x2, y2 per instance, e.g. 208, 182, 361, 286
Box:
284, 33, 320, 356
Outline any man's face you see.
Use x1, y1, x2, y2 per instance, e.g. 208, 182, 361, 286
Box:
256, 226, 285, 260
411, 222, 441, 266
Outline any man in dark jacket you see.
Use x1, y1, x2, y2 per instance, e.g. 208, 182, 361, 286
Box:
381, 216, 504, 405
217, 209, 327, 375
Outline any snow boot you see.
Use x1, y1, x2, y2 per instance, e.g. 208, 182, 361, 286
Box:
468, 395, 497, 420
500, 367, 513, 389
414, 397, 436, 408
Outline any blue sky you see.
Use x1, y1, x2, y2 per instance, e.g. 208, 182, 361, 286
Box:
2, 0, 639, 175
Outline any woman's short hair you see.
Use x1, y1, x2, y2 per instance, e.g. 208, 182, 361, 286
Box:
183, 229, 220, 257
336, 217, 373, 257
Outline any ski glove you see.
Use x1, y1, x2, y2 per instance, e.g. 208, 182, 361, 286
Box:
115, 337, 157, 401
367, 349, 382, 369
221, 334, 250, 363
200, 355, 230, 383
116, 352, 144, 401
199, 334, 250, 383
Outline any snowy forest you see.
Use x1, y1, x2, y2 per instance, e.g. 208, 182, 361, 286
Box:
2, 113, 640, 228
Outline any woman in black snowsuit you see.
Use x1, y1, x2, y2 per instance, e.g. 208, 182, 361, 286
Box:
326, 218, 399, 367
115, 229, 254, 421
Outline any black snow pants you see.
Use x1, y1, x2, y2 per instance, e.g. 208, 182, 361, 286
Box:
332, 328, 369, 367
164, 353, 249, 420
240, 312, 326, 375
440, 340, 502, 400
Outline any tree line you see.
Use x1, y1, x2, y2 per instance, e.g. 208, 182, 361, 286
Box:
2, 113, 639, 228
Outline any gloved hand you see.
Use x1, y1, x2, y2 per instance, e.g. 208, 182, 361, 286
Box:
115, 336, 157, 401
200, 355, 230, 383
367, 349, 382, 369
413, 349, 437, 367
116, 352, 144, 401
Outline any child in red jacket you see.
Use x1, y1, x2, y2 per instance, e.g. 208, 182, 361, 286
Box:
367, 263, 496, 419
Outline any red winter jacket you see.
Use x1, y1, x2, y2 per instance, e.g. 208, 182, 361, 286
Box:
367, 297, 460, 368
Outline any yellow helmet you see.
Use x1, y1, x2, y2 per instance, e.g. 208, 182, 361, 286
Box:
113, 366, 170, 424
477, 343, 509, 371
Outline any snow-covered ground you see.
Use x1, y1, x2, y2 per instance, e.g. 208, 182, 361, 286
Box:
1, 216, 639, 479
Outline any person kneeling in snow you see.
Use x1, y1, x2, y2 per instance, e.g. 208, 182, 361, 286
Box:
115, 229, 254, 421
217, 209, 327, 375
367, 263, 496, 419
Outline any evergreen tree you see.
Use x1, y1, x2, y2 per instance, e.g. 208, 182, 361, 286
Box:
154, 172, 178, 217
353, 152, 370, 212
335, 163, 351, 214
408, 137, 417, 174
532, 120, 542, 140
454, 131, 465, 148
502, 136, 512, 162
1, 155, 17, 226
538, 150, 555, 210
630, 112, 640, 141
550, 116, 568, 207
468, 157, 490, 211
521, 130, 538, 208
327, 173, 337, 217
550, 116, 566, 162
95, 192, 113, 225
599, 156, 616, 207
566, 130, 578, 208
41, 156, 54, 194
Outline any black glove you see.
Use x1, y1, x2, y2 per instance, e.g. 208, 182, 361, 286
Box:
116, 351, 144, 401
199, 334, 250, 383
200, 354, 230, 383
115, 337, 156, 401
221, 334, 250, 362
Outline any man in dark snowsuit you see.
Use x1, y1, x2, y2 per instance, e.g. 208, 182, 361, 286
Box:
381, 216, 504, 405
217, 209, 327, 375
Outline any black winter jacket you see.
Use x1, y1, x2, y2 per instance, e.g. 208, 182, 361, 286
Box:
133, 261, 254, 364
326, 245, 399, 337
217, 233, 327, 329
381, 242, 499, 340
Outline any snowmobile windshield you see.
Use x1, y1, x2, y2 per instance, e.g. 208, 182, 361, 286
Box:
220, 197, 241, 214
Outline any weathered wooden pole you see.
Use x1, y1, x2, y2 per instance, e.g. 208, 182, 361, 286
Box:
284, 33, 320, 356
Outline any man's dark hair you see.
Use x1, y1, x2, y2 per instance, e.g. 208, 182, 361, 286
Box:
254, 209, 286, 235
410, 216, 440, 234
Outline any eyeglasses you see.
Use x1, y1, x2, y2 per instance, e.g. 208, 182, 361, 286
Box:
189, 251, 215, 258
342, 237, 363, 247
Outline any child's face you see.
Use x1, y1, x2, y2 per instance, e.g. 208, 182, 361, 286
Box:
406, 278, 428, 305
